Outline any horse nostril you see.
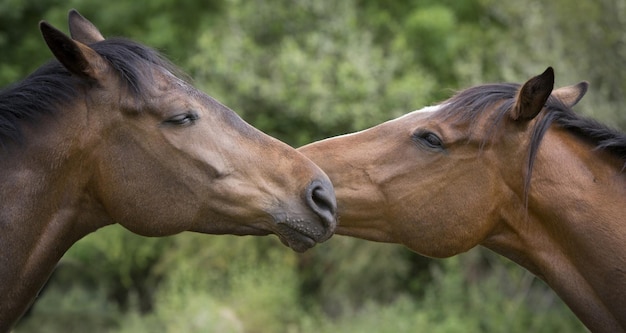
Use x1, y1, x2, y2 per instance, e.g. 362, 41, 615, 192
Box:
305, 179, 337, 232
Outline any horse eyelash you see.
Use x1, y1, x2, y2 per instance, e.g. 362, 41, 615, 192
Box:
164, 112, 199, 126
412, 130, 444, 150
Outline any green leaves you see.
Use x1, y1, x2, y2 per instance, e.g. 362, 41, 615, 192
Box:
188, 0, 435, 146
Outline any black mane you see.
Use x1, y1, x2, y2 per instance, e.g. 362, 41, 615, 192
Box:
0, 37, 182, 146
439, 82, 626, 164
0, 61, 77, 146
439, 82, 626, 204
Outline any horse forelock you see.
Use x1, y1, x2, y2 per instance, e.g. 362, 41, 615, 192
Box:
90, 38, 188, 95
0, 38, 186, 148
436, 82, 626, 206
437, 83, 518, 150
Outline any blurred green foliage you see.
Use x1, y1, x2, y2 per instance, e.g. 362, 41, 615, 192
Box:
4, 0, 622, 331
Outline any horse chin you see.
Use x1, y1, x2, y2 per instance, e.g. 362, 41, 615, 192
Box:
231, 218, 327, 252
274, 223, 319, 253
192, 217, 328, 252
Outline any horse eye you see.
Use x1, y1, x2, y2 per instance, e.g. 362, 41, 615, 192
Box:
164, 112, 199, 126
412, 131, 444, 150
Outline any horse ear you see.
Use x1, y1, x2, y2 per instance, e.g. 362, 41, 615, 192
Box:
551, 81, 589, 108
40, 21, 107, 80
68, 9, 105, 44
510, 67, 555, 121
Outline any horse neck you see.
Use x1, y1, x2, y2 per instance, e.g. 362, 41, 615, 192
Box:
485, 128, 626, 332
0, 110, 109, 329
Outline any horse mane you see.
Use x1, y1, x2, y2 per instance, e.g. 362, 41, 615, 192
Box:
543, 101, 626, 162
0, 61, 77, 146
0, 38, 183, 147
439, 82, 626, 203
439, 82, 626, 163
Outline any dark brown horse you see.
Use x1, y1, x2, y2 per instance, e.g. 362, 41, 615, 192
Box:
300, 68, 626, 332
0, 10, 336, 330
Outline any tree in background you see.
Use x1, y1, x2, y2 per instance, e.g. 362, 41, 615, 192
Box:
0, 0, 222, 86
4, 0, 621, 332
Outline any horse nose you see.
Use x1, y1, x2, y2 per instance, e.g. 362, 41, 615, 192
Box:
305, 179, 337, 239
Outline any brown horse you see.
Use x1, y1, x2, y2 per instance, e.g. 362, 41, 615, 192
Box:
0, 10, 336, 330
300, 68, 626, 332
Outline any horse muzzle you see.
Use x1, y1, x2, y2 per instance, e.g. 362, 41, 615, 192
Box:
275, 179, 337, 252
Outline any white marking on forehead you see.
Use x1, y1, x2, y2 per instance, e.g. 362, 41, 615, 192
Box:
315, 104, 446, 142
392, 104, 444, 122
415, 104, 443, 113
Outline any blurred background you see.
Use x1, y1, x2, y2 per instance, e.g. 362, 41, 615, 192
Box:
4, 0, 624, 332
